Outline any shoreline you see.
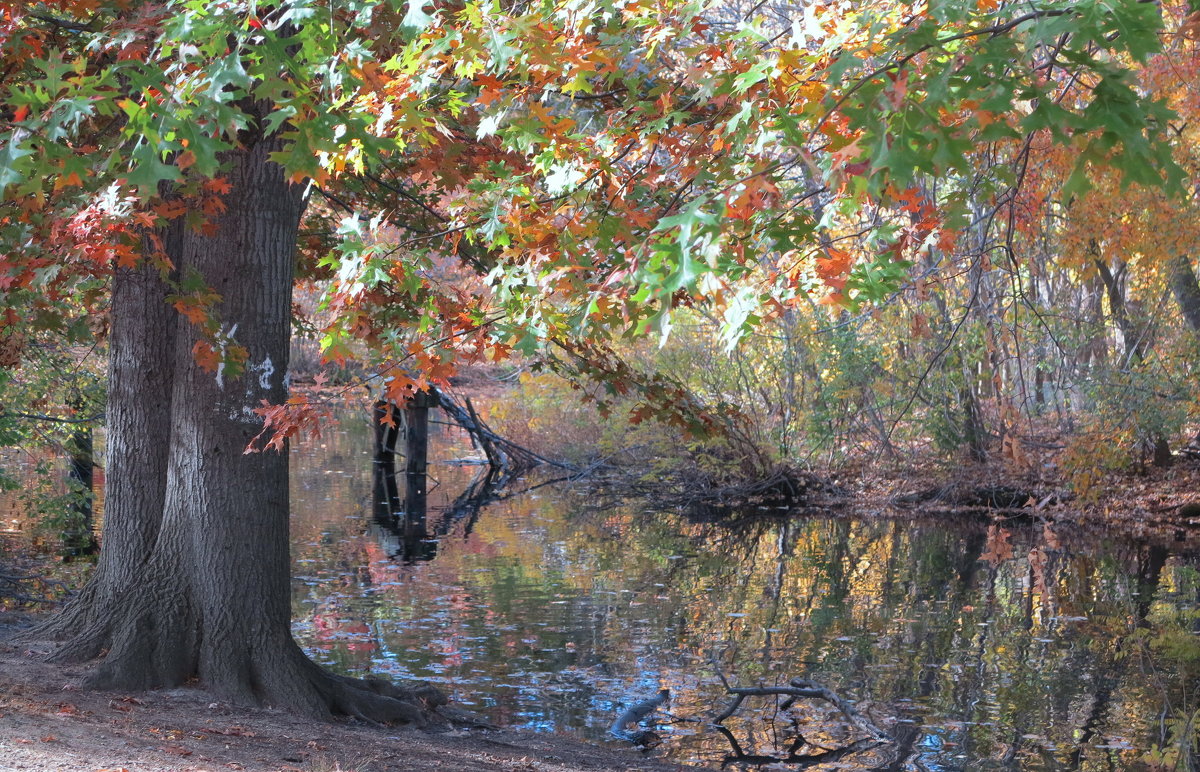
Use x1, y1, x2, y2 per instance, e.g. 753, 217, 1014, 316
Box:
0, 615, 682, 772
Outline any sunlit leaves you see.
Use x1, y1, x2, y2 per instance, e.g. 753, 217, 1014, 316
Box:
0, 0, 1191, 435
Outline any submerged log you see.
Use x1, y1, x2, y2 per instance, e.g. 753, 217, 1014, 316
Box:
891, 484, 1066, 520
624, 466, 845, 522
609, 688, 669, 746
713, 677, 892, 745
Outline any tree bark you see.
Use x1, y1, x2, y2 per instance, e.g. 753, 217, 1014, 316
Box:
1167, 253, 1200, 333
27, 239, 179, 656
84, 129, 312, 700
26, 118, 440, 724
62, 390, 98, 559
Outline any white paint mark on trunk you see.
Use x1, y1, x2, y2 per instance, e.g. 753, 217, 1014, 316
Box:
256, 356, 274, 390
214, 323, 238, 390
230, 405, 261, 424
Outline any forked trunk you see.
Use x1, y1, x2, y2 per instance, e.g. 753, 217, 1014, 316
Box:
26, 126, 439, 724
87, 133, 308, 700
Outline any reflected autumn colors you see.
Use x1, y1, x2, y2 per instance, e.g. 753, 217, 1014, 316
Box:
289, 409, 1200, 769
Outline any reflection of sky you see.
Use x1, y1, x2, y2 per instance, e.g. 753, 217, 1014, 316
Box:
287, 408, 1200, 769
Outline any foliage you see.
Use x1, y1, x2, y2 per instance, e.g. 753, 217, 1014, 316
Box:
0, 0, 1197, 494
0, 337, 101, 547
487, 371, 606, 464
1138, 576, 1200, 770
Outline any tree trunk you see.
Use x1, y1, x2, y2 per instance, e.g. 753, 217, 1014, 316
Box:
1167, 253, 1200, 333
1093, 255, 1154, 364
88, 129, 313, 701
28, 243, 179, 656
25, 120, 439, 724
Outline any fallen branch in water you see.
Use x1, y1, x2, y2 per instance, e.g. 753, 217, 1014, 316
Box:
782, 678, 893, 744
432, 387, 577, 472
713, 724, 883, 768
609, 688, 670, 746
712, 676, 892, 745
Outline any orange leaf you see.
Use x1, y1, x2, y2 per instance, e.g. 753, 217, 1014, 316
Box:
815, 247, 853, 284
203, 177, 232, 195
53, 171, 84, 190
475, 74, 506, 106
173, 300, 210, 325
192, 340, 220, 373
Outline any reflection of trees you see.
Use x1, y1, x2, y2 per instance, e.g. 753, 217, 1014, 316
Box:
289, 420, 1200, 767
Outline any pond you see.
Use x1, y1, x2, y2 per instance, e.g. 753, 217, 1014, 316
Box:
288, 408, 1200, 770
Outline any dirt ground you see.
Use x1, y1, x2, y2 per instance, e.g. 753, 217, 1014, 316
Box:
0, 614, 681, 772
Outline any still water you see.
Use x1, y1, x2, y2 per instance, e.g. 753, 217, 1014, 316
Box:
289, 411, 1200, 770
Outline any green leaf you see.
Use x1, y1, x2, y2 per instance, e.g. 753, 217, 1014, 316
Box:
0, 133, 34, 195
403, 0, 435, 32
124, 142, 183, 199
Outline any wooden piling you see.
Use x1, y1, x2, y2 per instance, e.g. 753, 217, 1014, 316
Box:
371, 400, 401, 520
403, 389, 438, 518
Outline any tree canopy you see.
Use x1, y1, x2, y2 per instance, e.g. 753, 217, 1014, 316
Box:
1, 0, 1188, 396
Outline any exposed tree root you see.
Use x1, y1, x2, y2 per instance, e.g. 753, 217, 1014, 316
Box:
609, 688, 669, 745
18, 583, 98, 646
18, 581, 451, 728
330, 674, 448, 727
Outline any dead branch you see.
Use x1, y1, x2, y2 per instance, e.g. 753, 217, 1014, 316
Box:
0, 570, 62, 606
430, 386, 577, 472
609, 688, 670, 745
712, 678, 892, 745
783, 678, 893, 744
713, 724, 882, 768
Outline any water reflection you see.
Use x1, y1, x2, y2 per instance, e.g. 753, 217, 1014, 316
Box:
289, 411, 1200, 769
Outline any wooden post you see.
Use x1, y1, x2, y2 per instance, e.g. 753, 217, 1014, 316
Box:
402, 389, 437, 517
371, 401, 400, 521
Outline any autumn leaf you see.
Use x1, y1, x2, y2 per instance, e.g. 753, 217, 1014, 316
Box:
815, 247, 853, 288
